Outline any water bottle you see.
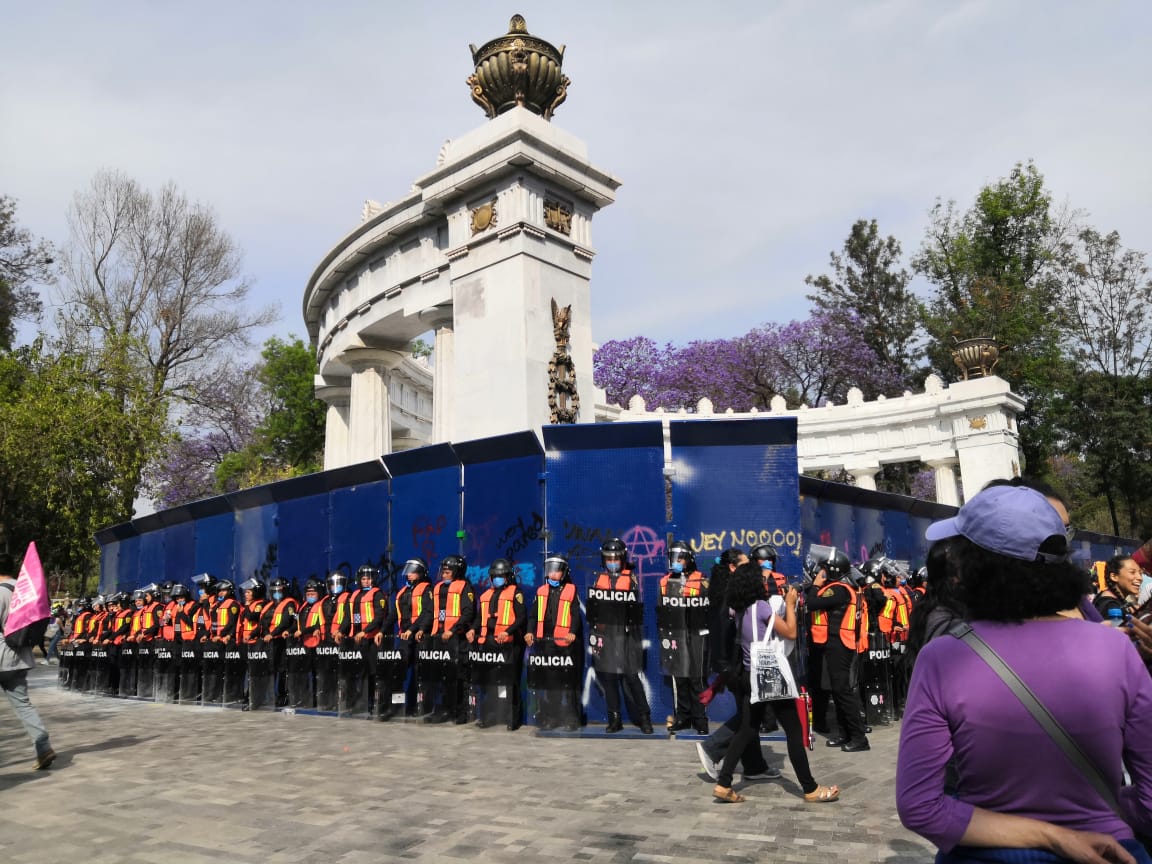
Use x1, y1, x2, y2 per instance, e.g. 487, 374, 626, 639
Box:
1107, 608, 1125, 628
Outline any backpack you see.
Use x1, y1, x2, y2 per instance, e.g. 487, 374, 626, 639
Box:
0, 582, 49, 650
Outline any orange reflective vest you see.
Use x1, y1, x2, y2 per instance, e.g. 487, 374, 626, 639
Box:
432, 579, 469, 636
479, 585, 520, 640
138, 602, 160, 641
659, 571, 706, 597
177, 600, 201, 641
594, 572, 635, 592
88, 610, 107, 641
396, 582, 430, 630
266, 597, 299, 636
211, 598, 240, 639
239, 599, 268, 644
301, 601, 325, 648
71, 611, 92, 640
112, 608, 133, 644
810, 582, 867, 652
534, 582, 577, 641
878, 587, 910, 638
327, 596, 349, 639
161, 600, 180, 640
350, 587, 383, 635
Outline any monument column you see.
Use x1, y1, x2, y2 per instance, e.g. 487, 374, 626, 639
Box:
848, 465, 881, 492
420, 305, 455, 444
342, 348, 407, 461
316, 380, 351, 470
926, 458, 962, 507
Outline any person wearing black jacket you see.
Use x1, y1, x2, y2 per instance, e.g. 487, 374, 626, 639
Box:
348, 565, 399, 719
396, 558, 434, 716
420, 555, 474, 724
467, 558, 527, 730
526, 554, 584, 730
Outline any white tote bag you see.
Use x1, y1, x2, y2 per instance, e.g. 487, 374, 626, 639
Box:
748, 602, 797, 703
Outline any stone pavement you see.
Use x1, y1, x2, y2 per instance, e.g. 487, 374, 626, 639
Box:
0, 666, 934, 863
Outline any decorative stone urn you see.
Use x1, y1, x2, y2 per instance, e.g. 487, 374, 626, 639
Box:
467, 15, 569, 120
951, 337, 1000, 380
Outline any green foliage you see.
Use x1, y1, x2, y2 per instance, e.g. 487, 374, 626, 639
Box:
410, 338, 432, 359
914, 161, 1073, 471
0, 195, 52, 350
0, 338, 165, 589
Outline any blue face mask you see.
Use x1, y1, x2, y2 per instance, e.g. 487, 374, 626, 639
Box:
547, 578, 561, 588
330, 585, 343, 595
606, 561, 622, 573
272, 591, 283, 601
197, 589, 206, 598
670, 561, 684, 574
760, 561, 773, 571
306, 595, 318, 605
491, 576, 506, 588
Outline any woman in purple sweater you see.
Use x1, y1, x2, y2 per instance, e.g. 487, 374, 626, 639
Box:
897, 485, 1152, 864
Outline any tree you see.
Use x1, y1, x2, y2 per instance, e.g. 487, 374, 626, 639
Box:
805, 218, 920, 388
0, 196, 53, 350
913, 161, 1074, 471
0, 338, 164, 592
593, 336, 670, 407
1056, 228, 1152, 536
56, 169, 277, 512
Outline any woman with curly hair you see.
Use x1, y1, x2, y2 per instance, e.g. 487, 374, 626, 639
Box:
711, 562, 839, 804
897, 485, 1152, 863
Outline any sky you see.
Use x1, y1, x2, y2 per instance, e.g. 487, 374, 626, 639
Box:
2, 0, 1150, 353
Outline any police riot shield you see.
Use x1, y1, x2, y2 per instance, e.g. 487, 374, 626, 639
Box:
87, 644, 111, 694
284, 638, 313, 709
245, 642, 275, 710
526, 637, 582, 729
891, 639, 910, 718
58, 644, 73, 689
313, 642, 339, 711
136, 642, 155, 699
154, 639, 177, 703
118, 643, 137, 697
587, 581, 644, 675
861, 630, 894, 725
469, 639, 521, 727
336, 643, 367, 716
398, 638, 424, 717
372, 635, 406, 719
178, 642, 201, 704
105, 644, 121, 695
416, 639, 451, 715
656, 593, 710, 678
222, 645, 246, 705
70, 642, 88, 692
200, 644, 223, 703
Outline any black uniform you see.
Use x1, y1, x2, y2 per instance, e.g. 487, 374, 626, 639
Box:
527, 581, 584, 730
806, 580, 869, 748
587, 571, 650, 730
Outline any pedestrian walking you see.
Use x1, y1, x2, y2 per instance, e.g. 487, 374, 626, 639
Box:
0, 552, 56, 770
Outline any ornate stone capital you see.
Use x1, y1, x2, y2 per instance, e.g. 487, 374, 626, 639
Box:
340, 347, 408, 373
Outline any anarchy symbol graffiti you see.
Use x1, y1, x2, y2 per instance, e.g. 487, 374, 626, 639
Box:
621, 525, 664, 577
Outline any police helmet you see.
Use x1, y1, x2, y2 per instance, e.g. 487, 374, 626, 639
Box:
191, 573, 217, 595
858, 557, 882, 583
667, 540, 696, 574
111, 592, 128, 607
215, 580, 235, 597
543, 553, 570, 580
488, 558, 514, 583
239, 577, 266, 599
93, 594, 107, 608
849, 566, 870, 587
908, 567, 927, 590
158, 580, 174, 598
304, 577, 325, 595
400, 558, 428, 581
439, 555, 467, 580
326, 571, 348, 595
600, 538, 628, 569
140, 582, 160, 598
268, 577, 290, 594
750, 543, 778, 566
816, 549, 852, 580
132, 590, 146, 603
356, 564, 380, 587
169, 583, 190, 600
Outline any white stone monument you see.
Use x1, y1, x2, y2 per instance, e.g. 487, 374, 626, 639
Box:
303, 15, 619, 468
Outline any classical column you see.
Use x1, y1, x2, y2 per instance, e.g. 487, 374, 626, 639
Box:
420, 305, 454, 444
926, 458, 962, 507
848, 466, 880, 492
315, 380, 351, 470
342, 348, 407, 462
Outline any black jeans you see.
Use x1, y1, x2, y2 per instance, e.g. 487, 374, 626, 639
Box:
717, 670, 817, 794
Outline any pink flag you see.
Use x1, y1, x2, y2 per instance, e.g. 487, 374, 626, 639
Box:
4, 542, 51, 648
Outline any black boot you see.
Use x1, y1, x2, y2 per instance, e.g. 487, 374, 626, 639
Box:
605, 712, 624, 734
638, 714, 654, 735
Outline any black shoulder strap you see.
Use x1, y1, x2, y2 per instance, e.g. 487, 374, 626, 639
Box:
948, 621, 1126, 822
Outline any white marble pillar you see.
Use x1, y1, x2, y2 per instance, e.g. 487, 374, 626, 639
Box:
315, 380, 350, 471
926, 458, 962, 507
849, 466, 880, 492
342, 348, 406, 462
420, 305, 454, 444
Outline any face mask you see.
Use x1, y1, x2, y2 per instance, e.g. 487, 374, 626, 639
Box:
670, 561, 684, 574
606, 561, 622, 573
197, 589, 206, 598
306, 595, 318, 605
272, 591, 283, 601
441, 571, 453, 582
760, 561, 773, 571
330, 585, 344, 595
491, 577, 506, 588
547, 578, 561, 588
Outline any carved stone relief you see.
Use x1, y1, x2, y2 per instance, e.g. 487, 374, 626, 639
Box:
548, 297, 579, 423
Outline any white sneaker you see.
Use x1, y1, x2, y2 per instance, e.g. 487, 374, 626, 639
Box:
742, 766, 783, 780
695, 742, 720, 780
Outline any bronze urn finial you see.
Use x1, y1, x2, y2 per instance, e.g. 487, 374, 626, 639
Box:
467, 15, 570, 121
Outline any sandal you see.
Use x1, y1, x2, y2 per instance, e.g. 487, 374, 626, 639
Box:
804, 785, 840, 803
713, 785, 746, 803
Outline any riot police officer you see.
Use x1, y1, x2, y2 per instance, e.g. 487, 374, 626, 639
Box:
467, 558, 526, 730
395, 558, 433, 716
210, 580, 243, 704
805, 548, 870, 752
238, 578, 271, 709
261, 577, 299, 707
750, 543, 785, 595
526, 553, 583, 731
348, 564, 397, 718
421, 554, 474, 724
658, 541, 710, 734
292, 577, 328, 708
587, 538, 653, 734
134, 583, 162, 699
314, 571, 350, 712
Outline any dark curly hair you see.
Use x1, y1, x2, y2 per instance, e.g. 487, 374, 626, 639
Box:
726, 562, 767, 613
954, 535, 1085, 621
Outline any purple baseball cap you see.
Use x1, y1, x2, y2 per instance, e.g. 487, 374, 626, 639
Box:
925, 485, 1069, 563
